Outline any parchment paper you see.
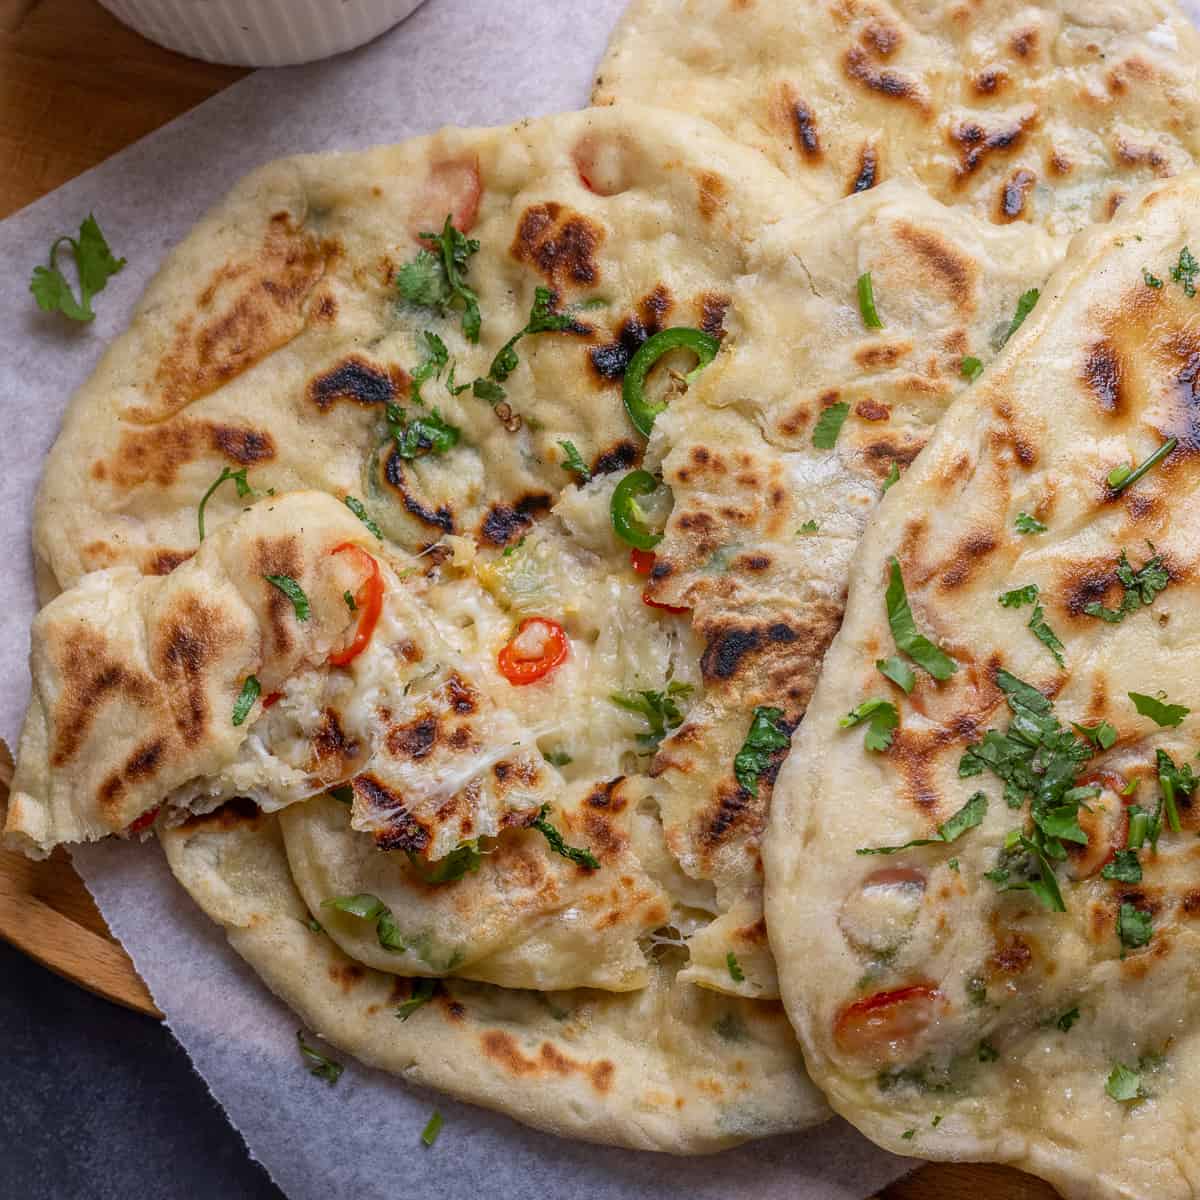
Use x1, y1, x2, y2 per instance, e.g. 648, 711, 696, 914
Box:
0, 1, 914, 1194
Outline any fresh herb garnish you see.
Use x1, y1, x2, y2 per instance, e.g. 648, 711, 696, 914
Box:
530, 804, 600, 870
857, 271, 883, 329
812, 401, 850, 449
409, 841, 482, 884
1083, 546, 1169, 624
1129, 691, 1189, 729
840, 698, 899, 753
421, 1110, 444, 1147
998, 583, 1065, 667
886, 558, 958, 681
610, 682, 693, 748
30, 214, 125, 322
857, 792, 986, 856
997, 287, 1039, 349
471, 286, 575, 404
1014, 512, 1046, 535
558, 439, 592, 483
1072, 720, 1117, 750
397, 215, 481, 341
1107, 437, 1177, 493
726, 952, 745, 983
1156, 748, 1197, 832
1100, 849, 1142, 883
797, 520, 820, 534
734, 706, 793, 797
881, 462, 901, 492
877, 656, 916, 694
344, 590, 357, 611
344, 495, 383, 539
1057, 1007, 1080, 1032
322, 893, 406, 952
410, 331, 449, 403
542, 748, 573, 767
396, 978, 436, 1021
264, 574, 310, 621
306, 917, 324, 934
901, 1129, 916, 1141
1106, 1062, 1143, 1102
985, 831, 1066, 912
297, 1031, 343, 1085
1171, 246, 1199, 298
1143, 269, 1163, 289
232, 676, 260, 727
387, 403, 461, 459
197, 466, 253, 541
960, 356, 983, 382
1117, 902, 1153, 953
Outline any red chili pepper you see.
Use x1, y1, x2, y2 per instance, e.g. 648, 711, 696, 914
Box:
498, 617, 569, 685
630, 549, 656, 575
262, 691, 283, 710
833, 983, 942, 1059
643, 592, 689, 614
328, 543, 384, 667
127, 804, 162, 835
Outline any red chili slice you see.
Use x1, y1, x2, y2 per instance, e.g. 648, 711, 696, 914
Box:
643, 592, 689, 614
498, 617, 569, 685
630, 549, 656, 575
127, 804, 162, 835
833, 983, 943, 1063
262, 691, 283, 710
328, 543, 384, 667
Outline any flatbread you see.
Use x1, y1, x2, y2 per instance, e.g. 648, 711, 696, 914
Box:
160, 801, 823, 1153
595, 0, 1200, 236
765, 170, 1200, 1198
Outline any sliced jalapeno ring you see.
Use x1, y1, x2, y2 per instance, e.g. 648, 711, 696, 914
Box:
611, 469, 666, 550
623, 326, 720, 437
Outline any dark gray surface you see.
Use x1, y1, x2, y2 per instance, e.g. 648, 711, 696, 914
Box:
0, 941, 284, 1200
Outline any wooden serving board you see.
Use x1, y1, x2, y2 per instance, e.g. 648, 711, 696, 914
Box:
0, 4, 1060, 1197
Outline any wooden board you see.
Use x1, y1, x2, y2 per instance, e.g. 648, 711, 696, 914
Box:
0, 3, 1060, 1197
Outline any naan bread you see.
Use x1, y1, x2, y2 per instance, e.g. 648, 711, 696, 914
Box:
766, 170, 1200, 1197
160, 801, 822, 1153
596, 0, 1200, 236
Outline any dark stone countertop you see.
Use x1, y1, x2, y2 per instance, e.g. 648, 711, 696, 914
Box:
1, 940, 284, 1200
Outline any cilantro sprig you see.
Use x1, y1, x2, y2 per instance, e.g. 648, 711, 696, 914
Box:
197, 466, 253, 541
995, 287, 1039, 350
1083, 546, 1169, 624
30, 214, 125, 322
297, 1031, 343, 1085
530, 804, 600, 870
610, 682, 693, 748
410, 331, 449, 404
471, 286, 576, 405
387, 402, 461, 460
397, 216, 481, 341
734, 706, 793, 797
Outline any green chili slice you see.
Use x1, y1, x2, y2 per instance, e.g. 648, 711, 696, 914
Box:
622, 326, 720, 437
611, 469, 665, 550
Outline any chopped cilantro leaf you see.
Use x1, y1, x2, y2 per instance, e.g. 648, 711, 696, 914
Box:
542, 749, 573, 767
960, 356, 983, 382
797, 520, 820, 534
1072, 720, 1117, 750
1106, 1062, 1142, 1103
397, 216, 481, 341
812, 401, 851, 450
877, 656, 916, 694
1014, 511, 1046, 535
857, 792, 986, 856
997, 583, 1065, 667
388, 403, 461, 459
1117, 902, 1153, 952
297, 1031, 343, 1084
410, 331, 449, 404
531, 804, 600, 870
1157, 748, 1197, 833
734, 706, 793, 797
306, 917, 323, 934
857, 271, 884, 329
472, 377, 506, 404
881, 461, 901, 492
376, 910, 405, 952
997, 288, 1039, 349
1143, 269, 1163, 289
323, 893, 387, 920
264, 574, 310, 621
999, 584, 1039, 608
1057, 1007, 1080, 1032
1129, 691, 1189, 728
610, 682, 693, 748
396, 978, 436, 1021
948, 858, 959, 872
886, 558, 958, 680
726, 952, 745, 983
409, 841, 482, 885
559, 439, 592, 483
30, 214, 125, 322
901, 1129, 916, 1141
1101, 849, 1142, 883
197, 466, 254, 541
470, 286, 575, 403
840, 698, 899, 753
985, 832, 1065, 912
343, 495, 383, 539
232, 676, 260, 727
1083, 546, 1169, 624
421, 1110, 444, 1147
1172, 246, 1199, 298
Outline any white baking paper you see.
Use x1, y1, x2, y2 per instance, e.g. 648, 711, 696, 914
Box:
0, 0, 913, 1194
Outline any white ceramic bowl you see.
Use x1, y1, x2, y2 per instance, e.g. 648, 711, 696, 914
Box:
96, 0, 426, 67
